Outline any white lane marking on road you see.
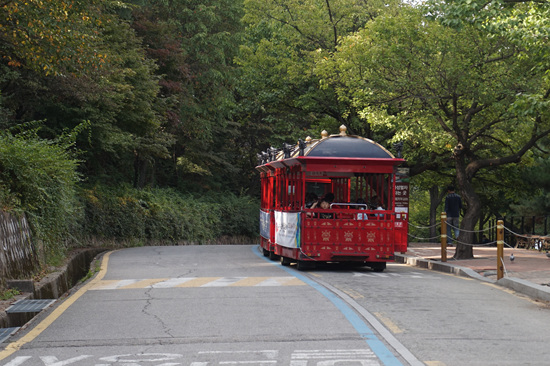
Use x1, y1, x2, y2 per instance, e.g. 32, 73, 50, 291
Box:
40, 355, 92, 365
291, 349, 380, 366
201, 277, 246, 287
197, 350, 279, 365
3, 357, 31, 366
198, 350, 278, 358
3, 350, 386, 365
292, 349, 377, 359
98, 353, 182, 362
257, 277, 299, 286
352, 272, 388, 278
219, 362, 276, 364
352, 271, 431, 278
150, 278, 197, 288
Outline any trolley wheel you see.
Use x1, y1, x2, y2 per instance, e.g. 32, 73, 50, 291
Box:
269, 251, 280, 261
369, 262, 386, 272
280, 256, 291, 266
296, 260, 315, 271
262, 248, 269, 257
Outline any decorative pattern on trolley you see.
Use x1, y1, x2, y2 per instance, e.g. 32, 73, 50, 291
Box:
302, 213, 398, 261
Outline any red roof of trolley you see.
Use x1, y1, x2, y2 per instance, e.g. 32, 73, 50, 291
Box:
256, 125, 404, 173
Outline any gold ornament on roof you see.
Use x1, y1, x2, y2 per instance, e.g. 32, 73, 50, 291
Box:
321, 130, 328, 139
339, 125, 347, 136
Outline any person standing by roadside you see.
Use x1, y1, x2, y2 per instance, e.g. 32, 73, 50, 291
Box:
445, 186, 462, 245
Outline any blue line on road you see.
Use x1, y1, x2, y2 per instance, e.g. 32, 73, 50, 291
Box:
253, 246, 403, 366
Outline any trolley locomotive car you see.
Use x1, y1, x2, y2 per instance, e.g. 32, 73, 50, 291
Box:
256, 125, 408, 271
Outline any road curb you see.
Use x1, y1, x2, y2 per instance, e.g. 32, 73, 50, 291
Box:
0, 248, 106, 328
395, 254, 494, 283
497, 277, 550, 303
395, 253, 550, 304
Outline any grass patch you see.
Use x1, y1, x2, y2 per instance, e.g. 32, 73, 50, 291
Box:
80, 258, 102, 283
0, 289, 20, 301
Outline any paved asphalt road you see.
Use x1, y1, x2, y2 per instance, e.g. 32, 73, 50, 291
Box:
1, 245, 549, 366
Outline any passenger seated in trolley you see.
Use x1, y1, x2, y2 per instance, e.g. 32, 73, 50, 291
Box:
371, 196, 385, 219
356, 198, 369, 220
305, 192, 318, 208
309, 193, 334, 219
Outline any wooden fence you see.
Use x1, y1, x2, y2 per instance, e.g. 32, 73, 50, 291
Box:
487, 216, 550, 247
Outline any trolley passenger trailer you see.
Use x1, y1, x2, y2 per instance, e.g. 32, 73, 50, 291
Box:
257, 125, 408, 271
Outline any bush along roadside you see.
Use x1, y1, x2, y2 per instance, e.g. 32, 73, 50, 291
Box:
0, 125, 83, 268
80, 185, 260, 246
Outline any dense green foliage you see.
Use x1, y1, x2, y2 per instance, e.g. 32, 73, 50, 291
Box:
511, 155, 550, 217
0, 126, 82, 265
0, 0, 549, 266
316, 3, 550, 257
82, 185, 259, 244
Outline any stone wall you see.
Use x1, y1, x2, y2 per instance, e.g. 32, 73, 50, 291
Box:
0, 211, 38, 285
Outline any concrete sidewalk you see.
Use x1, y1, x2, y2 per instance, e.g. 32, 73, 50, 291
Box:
396, 242, 550, 303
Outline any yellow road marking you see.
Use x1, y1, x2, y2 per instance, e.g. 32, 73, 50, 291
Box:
175, 277, 222, 287
342, 288, 364, 299
281, 277, 306, 286
480, 282, 544, 306
374, 312, 403, 334
481, 282, 511, 291
89, 279, 123, 290
0, 264, 307, 361
482, 282, 525, 297
436, 271, 473, 280
0, 251, 115, 361
119, 278, 169, 289
229, 277, 271, 286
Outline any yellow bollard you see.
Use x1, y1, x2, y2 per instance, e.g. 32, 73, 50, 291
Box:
441, 212, 447, 262
497, 220, 504, 280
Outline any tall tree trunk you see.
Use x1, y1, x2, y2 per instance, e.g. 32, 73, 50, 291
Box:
133, 152, 149, 189
454, 198, 480, 259
454, 156, 481, 259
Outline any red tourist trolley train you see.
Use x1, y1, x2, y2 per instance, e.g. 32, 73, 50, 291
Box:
256, 125, 409, 271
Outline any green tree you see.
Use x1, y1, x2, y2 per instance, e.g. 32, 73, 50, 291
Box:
511, 155, 550, 218
0, 0, 110, 76
78, 9, 171, 187
318, 5, 550, 258
1, 1, 171, 188
236, 0, 402, 151
131, 0, 245, 191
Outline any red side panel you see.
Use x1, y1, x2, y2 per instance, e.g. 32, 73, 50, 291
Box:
393, 220, 408, 253
300, 212, 399, 262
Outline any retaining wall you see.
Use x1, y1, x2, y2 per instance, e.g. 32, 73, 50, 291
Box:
0, 211, 107, 328
0, 211, 38, 285
0, 248, 106, 328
